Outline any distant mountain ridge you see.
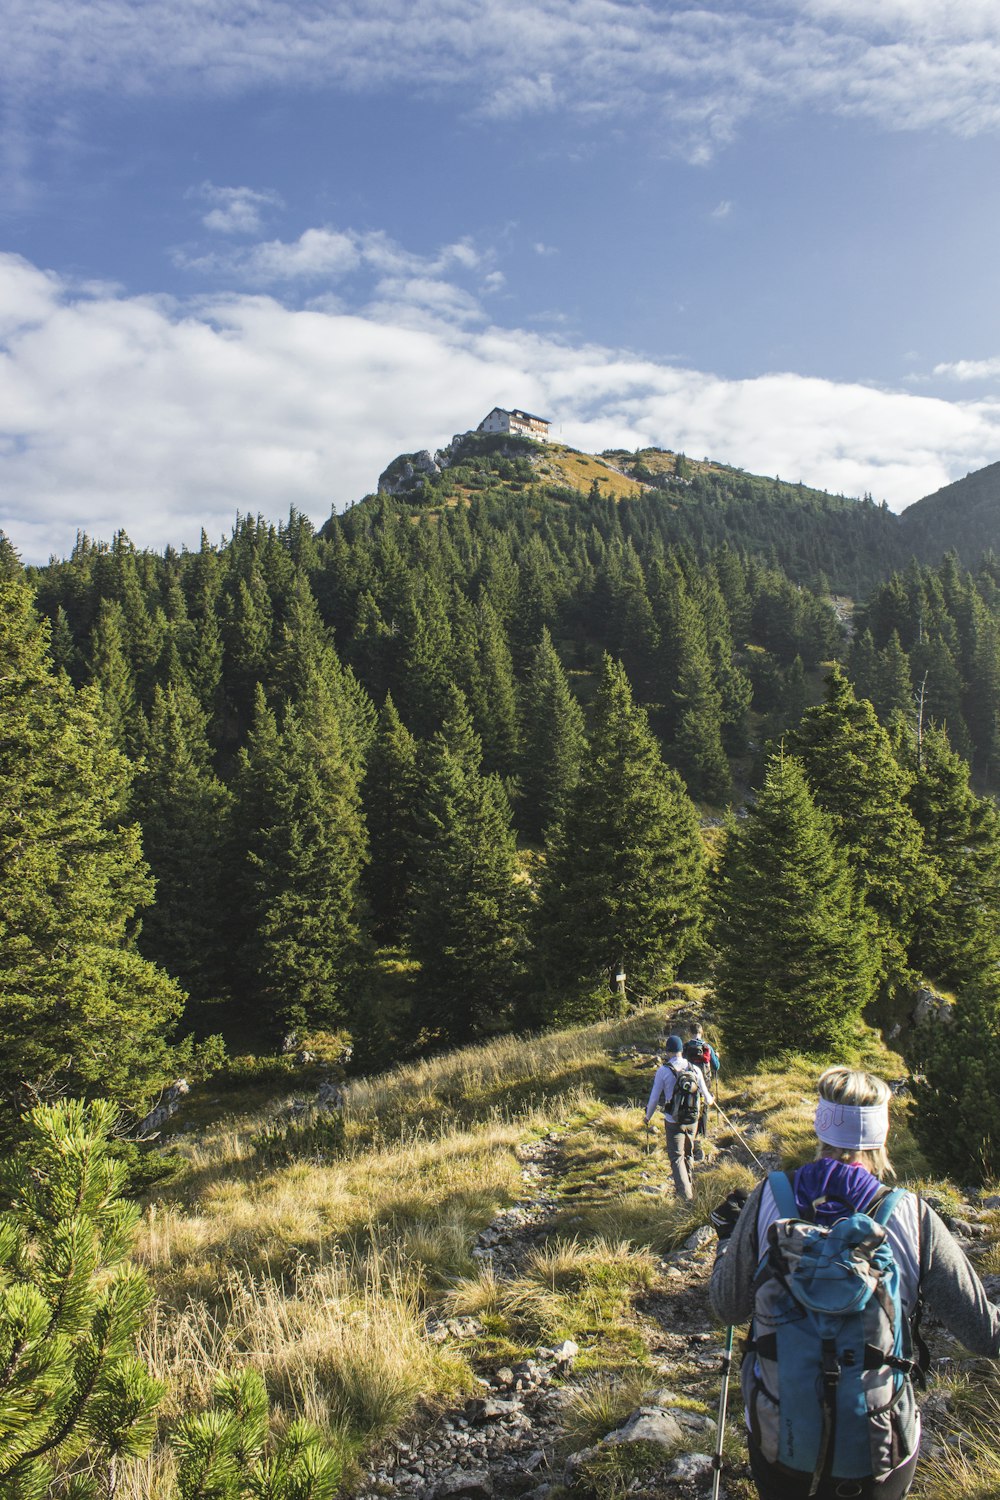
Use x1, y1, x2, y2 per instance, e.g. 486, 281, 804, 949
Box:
369, 431, 1000, 589
899, 460, 1000, 567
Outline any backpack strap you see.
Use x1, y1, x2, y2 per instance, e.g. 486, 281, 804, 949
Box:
910, 1191, 931, 1385
768, 1170, 799, 1220
869, 1187, 905, 1226
870, 1185, 931, 1388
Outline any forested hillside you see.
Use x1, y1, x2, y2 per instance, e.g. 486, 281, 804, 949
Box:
3, 433, 1000, 1137
899, 459, 1000, 569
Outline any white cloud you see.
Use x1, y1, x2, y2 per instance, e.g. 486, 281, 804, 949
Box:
172, 225, 496, 297
933, 355, 1000, 381
711, 200, 734, 219
193, 182, 284, 235
7, 1, 1000, 162
3, 250, 1000, 563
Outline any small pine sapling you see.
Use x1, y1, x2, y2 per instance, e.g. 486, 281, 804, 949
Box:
0, 1099, 164, 1499
172, 1370, 342, 1500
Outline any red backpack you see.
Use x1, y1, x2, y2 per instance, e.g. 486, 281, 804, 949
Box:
683, 1038, 711, 1073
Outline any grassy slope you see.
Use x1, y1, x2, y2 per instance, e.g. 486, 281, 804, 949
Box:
131, 1006, 1000, 1499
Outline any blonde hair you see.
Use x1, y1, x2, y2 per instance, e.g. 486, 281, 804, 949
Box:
815, 1066, 894, 1180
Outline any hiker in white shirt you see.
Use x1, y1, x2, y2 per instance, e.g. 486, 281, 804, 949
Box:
645, 1033, 714, 1201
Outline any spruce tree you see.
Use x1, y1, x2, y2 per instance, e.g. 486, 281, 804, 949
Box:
903, 725, 1000, 990
714, 750, 877, 1059
912, 982, 1000, 1183
875, 630, 913, 722
232, 679, 366, 1037
517, 627, 586, 843
406, 690, 523, 1043
533, 656, 706, 1021
473, 597, 520, 779
650, 562, 730, 800
790, 667, 925, 986
0, 578, 184, 1129
361, 694, 419, 945
87, 597, 137, 750
132, 684, 233, 1010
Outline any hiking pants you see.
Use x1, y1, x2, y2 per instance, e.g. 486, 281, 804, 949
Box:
747, 1439, 919, 1500
665, 1121, 697, 1200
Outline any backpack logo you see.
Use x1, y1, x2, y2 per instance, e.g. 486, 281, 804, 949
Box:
743, 1172, 919, 1490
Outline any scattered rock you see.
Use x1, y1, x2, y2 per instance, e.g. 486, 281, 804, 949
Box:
378, 449, 441, 495
435, 1470, 493, 1499
669, 1451, 714, 1481
684, 1224, 715, 1252
605, 1407, 684, 1449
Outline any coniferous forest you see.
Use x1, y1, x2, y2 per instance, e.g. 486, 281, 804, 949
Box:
5, 432, 1000, 1155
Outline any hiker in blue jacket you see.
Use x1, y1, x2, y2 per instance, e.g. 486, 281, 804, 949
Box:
710, 1066, 1000, 1500
645, 1034, 714, 1202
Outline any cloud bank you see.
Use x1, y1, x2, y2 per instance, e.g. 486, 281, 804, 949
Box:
3, 249, 1000, 563
7, 1, 1000, 159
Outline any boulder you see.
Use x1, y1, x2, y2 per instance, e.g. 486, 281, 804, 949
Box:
435, 1473, 493, 1500
605, 1406, 684, 1449
684, 1224, 715, 1251
912, 985, 953, 1028
669, 1452, 714, 1481
378, 450, 441, 495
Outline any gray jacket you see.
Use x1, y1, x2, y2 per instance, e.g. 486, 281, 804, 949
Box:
710, 1177, 1000, 1357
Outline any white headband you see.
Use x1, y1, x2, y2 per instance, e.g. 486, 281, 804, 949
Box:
814, 1099, 889, 1151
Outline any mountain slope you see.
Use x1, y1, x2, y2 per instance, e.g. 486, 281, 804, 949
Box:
899, 460, 1000, 567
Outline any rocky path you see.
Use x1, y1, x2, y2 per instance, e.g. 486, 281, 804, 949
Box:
354, 1041, 769, 1500
357, 1135, 583, 1500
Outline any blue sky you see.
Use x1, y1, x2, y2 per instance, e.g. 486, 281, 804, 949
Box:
5, 0, 1000, 559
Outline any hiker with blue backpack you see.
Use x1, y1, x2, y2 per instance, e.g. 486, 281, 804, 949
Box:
709, 1065, 1000, 1499
645, 1034, 714, 1201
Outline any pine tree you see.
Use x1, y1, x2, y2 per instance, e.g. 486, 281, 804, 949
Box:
790, 667, 925, 985
132, 684, 233, 1010
0, 1099, 164, 1497
472, 597, 520, 779
0, 578, 184, 1129
232, 679, 367, 1038
912, 982, 1000, 1183
361, 695, 419, 945
398, 580, 455, 738
87, 597, 138, 750
848, 628, 879, 706
714, 750, 877, 1059
406, 690, 523, 1043
517, 628, 586, 844
650, 562, 730, 800
875, 630, 913, 722
533, 656, 706, 1021
903, 725, 1000, 990
174, 1369, 340, 1500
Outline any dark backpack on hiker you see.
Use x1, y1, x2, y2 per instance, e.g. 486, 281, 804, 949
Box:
670, 1067, 702, 1128
742, 1171, 923, 1491
683, 1038, 712, 1074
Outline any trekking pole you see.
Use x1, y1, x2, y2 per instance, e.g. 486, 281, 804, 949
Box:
710, 1324, 735, 1500
713, 1103, 768, 1174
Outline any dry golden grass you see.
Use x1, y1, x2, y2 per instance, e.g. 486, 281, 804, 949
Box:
129, 1010, 670, 1485
558, 1368, 656, 1452
912, 1372, 1000, 1498
123, 1005, 947, 1498
534, 446, 645, 501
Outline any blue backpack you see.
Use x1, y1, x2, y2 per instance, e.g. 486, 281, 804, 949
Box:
742, 1170, 921, 1492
